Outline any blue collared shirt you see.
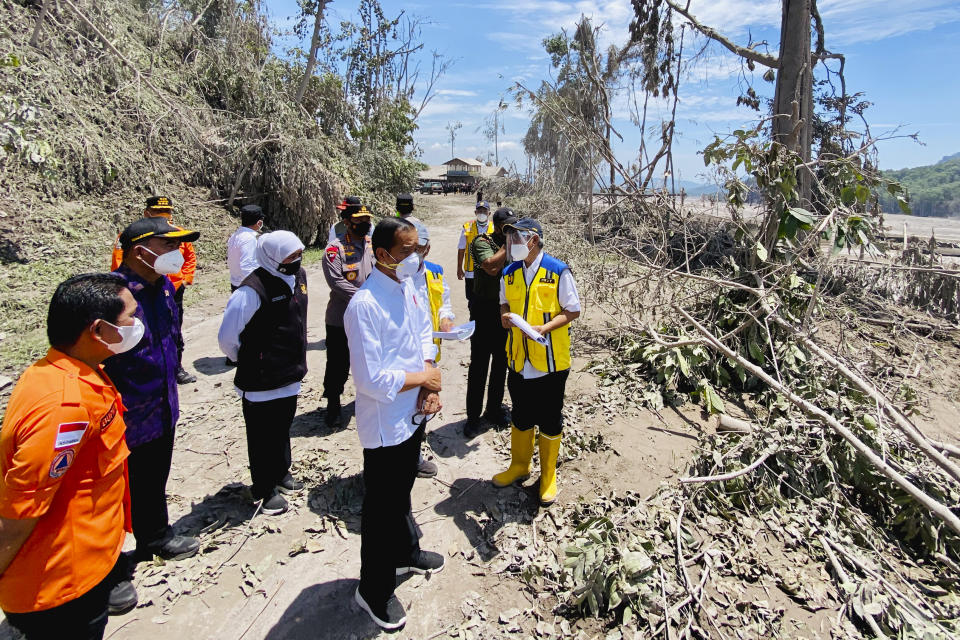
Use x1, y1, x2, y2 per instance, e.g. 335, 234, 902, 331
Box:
103, 265, 180, 448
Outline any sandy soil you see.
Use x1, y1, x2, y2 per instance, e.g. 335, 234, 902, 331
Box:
0, 195, 706, 640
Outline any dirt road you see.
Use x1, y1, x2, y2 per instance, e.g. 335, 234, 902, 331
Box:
0, 195, 702, 640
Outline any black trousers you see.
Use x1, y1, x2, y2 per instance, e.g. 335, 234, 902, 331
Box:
508, 369, 570, 437
466, 301, 507, 420
2, 556, 126, 640
241, 394, 298, 500
359, 425, 423, 608
323, 324, 350, 399
174, 285, 185, 366
128, 430, 175, 550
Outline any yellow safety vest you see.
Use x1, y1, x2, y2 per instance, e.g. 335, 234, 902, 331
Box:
461, 220, 493, 273
503, 253, 572, 374
425, 262, 446, 362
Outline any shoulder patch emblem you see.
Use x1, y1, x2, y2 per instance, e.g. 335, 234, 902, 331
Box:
326, 247, 339, 262
300, 283, 307, 294
345, 271, 357, 281
100, 401, 118, 431
50, 449, 75, 478
55, 422, 88, 449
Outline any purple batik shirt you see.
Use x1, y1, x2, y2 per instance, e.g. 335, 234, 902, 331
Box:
103, 264, 181, 448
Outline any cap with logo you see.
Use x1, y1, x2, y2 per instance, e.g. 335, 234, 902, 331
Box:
350, 205, 373, 219
336, 195, 363, 216
396, 193, 414, 206
119, 217, 200, 251
492, 207, 517, 226
475, 200, 490, 211
503, 217, 543, 238
145, 196, 173, 212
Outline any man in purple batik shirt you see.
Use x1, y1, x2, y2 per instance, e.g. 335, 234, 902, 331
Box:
104, 218, 201, 572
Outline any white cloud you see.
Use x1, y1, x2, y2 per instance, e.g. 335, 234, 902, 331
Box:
436, 89, 479, 97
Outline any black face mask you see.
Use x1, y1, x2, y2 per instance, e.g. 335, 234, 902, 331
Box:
277, 259, 301, 276
351, 222, 371, 236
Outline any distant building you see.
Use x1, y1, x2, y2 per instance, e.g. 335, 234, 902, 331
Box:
416, 158, 508, 191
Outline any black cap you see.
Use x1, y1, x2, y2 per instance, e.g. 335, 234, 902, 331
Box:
504, 218, 543, 237
119, 217, 200, 251
239, 204, 264, 226
492, 207, 517, 226
336, 195, 363, 217
396, 193, 413, 205
145, 195, 173, 211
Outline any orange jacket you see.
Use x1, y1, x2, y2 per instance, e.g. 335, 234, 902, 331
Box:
0, 349, 130, 613
111, 233, 196, 289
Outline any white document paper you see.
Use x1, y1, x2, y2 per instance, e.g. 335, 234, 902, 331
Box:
432, 320, 476, 341
506, 313, 548, 345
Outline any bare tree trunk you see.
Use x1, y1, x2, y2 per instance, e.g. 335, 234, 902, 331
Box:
29, 0, 49, 48
767, 0, 814, 248
294, 1, 330, 105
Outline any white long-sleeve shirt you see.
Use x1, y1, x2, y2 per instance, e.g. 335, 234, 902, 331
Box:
499, 250, 581, 380
218, 275, 301, 401
344, 268, 437, 449
227, 227, 260, 287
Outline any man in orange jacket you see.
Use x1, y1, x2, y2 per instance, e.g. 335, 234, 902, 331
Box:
112, 196, 197, 384
0, 273, 139, 639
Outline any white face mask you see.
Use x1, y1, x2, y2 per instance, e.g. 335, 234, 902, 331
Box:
99, 318, 145, 354
140, 246, 185, 275
381, 250, 422, 281
476, 213, 489, 225
509, 236, 530, 263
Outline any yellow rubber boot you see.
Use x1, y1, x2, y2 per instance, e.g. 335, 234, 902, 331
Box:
538, 433, 562, 505
492, 425, 535, 487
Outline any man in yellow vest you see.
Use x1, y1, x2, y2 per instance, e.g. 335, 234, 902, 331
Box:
456, 201, 493, 315
493, 219, 581, 506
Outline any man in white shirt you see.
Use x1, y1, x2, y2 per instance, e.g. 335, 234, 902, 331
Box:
344, 217, 445, 631
227, 205, 264, 292
217, 231, 307, 517
495, 218, 581, 506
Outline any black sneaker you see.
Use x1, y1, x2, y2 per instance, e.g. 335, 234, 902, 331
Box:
176, 367, 197, 384
416, 458, 438, 478
482, 408, 509, 429
463, 418, 485, 439
355, 588, 406, 631
107, 580, 138, 615
225, 358, 237, 367
152, 534, 200, 561
324, 396, 342, 428
276, 473, 303, 495
260, 492, 288, 516
396, 550, 445, 576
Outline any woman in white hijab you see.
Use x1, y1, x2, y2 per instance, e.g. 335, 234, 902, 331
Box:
218, 230, 308, 516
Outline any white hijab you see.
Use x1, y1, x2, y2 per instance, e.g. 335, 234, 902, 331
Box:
256, 230, 305, 286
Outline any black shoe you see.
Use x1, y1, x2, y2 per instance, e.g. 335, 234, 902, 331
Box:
107, 580, 138, 615
355, 588, 406, 631
463, 418, 485, 439
152, 534, 200, 561
225, 358, 237, 367
396, 549, 445, 576
276, 473, 303, 495
416, 458, 438, 478
482, 408, 509, 429
259, 492, 288, 515
176, 367, 197, 384
324, 396, 342, 428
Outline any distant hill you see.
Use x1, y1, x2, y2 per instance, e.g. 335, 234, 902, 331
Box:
881, 156, 960, 218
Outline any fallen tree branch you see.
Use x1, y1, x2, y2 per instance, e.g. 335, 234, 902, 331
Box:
930, 439, 960, 459
675, 305, 960, 538
770, 315, 960, 485
679, 444, 778, 484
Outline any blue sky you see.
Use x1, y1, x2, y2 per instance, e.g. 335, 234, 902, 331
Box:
265, 0, 960, 183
